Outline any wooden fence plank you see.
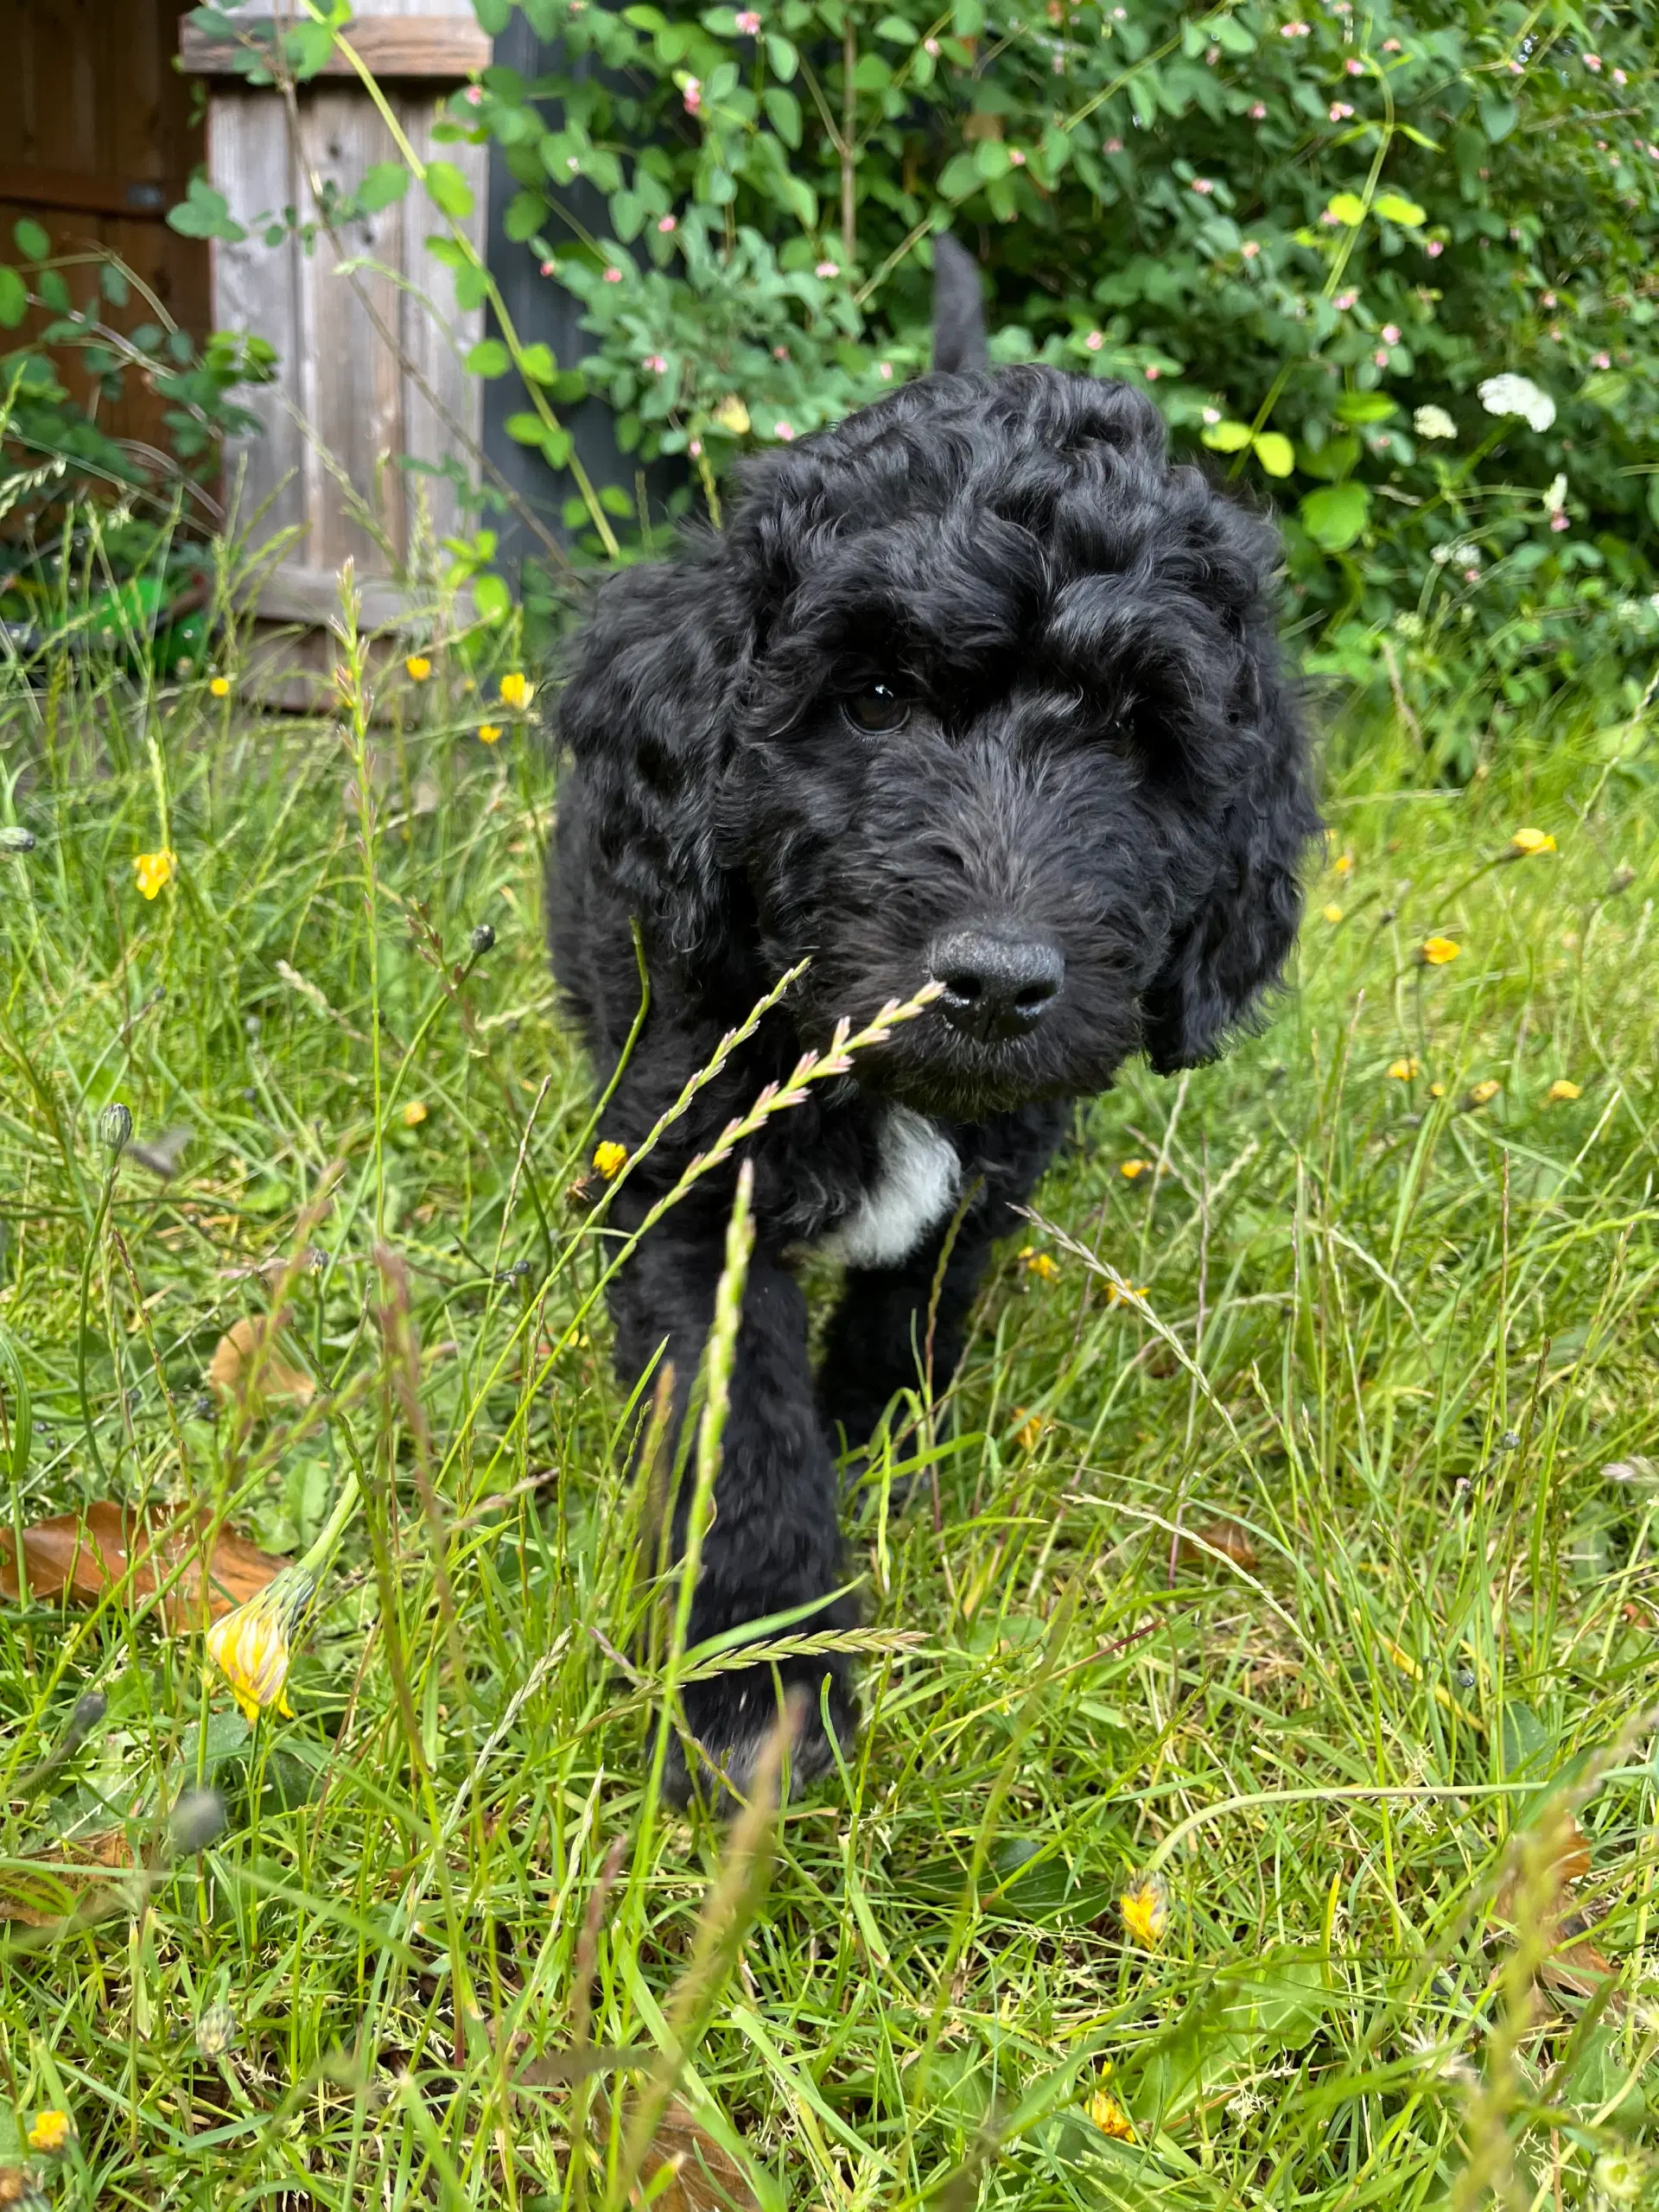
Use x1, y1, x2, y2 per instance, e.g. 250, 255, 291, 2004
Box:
180, 16, 489, 79
212, 90, 307, 550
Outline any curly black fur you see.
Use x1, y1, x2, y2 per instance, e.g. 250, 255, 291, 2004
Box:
550, 362, 1319, 1806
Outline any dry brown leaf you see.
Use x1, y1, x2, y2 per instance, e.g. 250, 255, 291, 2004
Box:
636, 2101, 758, 2212
0, 1829, 133, 1926
0, 1502, 287, 1630
1175, 1518, 1259, 1572
207, 1315, 316, 1411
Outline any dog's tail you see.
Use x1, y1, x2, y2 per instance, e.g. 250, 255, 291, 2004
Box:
931, 233, 988, 374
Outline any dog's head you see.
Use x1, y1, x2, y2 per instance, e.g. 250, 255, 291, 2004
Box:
560, 362, 1319, 1117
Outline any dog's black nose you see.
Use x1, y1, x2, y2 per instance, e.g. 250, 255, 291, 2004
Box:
928, 929, 1064, 1043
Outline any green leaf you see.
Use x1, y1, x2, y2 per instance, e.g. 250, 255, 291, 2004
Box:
0, 267, 26, 329
1478, 94, 1518, 143
474, 0, 513, 29
939, 152, 981, 203
1372, 191, 1426, 226
167, 176, 248, 245
472, 571, 512, 624
1580, 370, 1629, 410
1333, 391, 1398, 425
1300, 480, 1371, 550
11, 218, 49, 262
425, 160, 475, 220
1253, 430, 1294, 478
874, 12, 916, 37
505, 411, 547, 446
464, 338, 512, 378
609, 188, 645, 242
765, 31, 797, 77
1325, 192, 1367, 227
953, 0, 984, 34
1200, 418, 1255, 453
355, 162, 410, 213
764, 85, 802, 146
518, 342, 557, 384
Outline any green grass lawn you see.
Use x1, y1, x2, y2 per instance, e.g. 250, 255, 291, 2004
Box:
1, 626, 1656, 2212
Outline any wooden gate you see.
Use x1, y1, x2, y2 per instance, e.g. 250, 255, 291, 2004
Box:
181, 1, 491, 634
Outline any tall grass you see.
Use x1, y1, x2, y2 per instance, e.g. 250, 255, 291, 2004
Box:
0, 564, 1656, 2209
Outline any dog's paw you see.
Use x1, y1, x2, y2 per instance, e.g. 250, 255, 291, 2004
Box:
666, 1660, 855, 1814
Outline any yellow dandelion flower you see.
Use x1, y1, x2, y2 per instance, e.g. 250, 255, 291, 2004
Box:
1120, 1158, 1150, 1179
1013, 1407, 1051, 1452
1419, 935, 1460, 966
1020, 1248, 1059, 1281
206, 1563, 318, 1722
499, 671, 533, 711
1088, 2086, 1135, 2142
1119, 1872, 1168, 1948
1510, 826, 1555, 855
1332, 851, 1355, 875
405, 654, 433, 683
1547, 1077, 1581, 1102
1385, 1057, 1421, 1080
134, 849, 176, 899
1465, 1078, 1500, 1107
593, 1140, 629, 1179
27, 2109, 72, 2152
401, 1099, 429, 1128
1428, 1081, 1446, 1098
1321, 902, 1344, 924
209, 675, 232, 698
478, 722, 503, 745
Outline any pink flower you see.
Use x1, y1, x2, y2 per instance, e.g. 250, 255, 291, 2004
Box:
816, 259, 839, 278
1462, 565, 1480, 581
539, 258, 556, 276
772, 344, 789, 359
1320, 208, 1341, 226
1548, 323, 1563, 341
1334, 288, 1358, 310
1612, 67, 1627, 85
1329, 101, 1353, 119
683, 77, 702, 111
1584, 53, 1600, 70
603, 266, 622, 283
924, 35, 940, 52
1427, 239, 1444, 257
1084, 329, 1104, 352
1144, 364, 1161, 379
1241, 238, 1260, 257
1382, 322, 1401, 343
1345, 56, 1363, 74
1540, 290, 1556, 308
464, 84, 483, 105
1105, 137, 1123, 152
689, 437, 702, 456
1373, 348, 1389, 367
1280, 20, 1310, 35
1382, 37, 1401, 51
1249, 101, 1268, 118
644, 353, 667, 372
658, 214, 677, 233
1508, 57, 1522, 73
1592, 350, 1611, 368
1202, 405, 1220, 423
1191, 176, 1214, 194
1549, 511, 1569, 531
775, 421, 795, 440
734, 7, 761, 29
1009, 147, 1026, 165
1205, 43, 1219, 64
878, 361, 893, 379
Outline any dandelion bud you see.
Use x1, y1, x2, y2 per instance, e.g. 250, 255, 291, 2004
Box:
469, 922, 496, 956
169, 1785, 228, 1857
67, 1690, 108, 1743
196, 1999, 238, 2059
99, 1102, 132, 1154
0, 824, 35, 852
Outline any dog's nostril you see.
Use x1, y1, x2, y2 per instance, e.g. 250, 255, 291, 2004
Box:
928, 929, 1065, 1041
1014, 978, 1058, 1014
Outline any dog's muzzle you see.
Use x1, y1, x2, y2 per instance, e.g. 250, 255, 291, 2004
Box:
927, 926, 1065, 1046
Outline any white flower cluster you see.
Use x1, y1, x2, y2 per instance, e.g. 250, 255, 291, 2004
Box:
1478, 372, 1556, 431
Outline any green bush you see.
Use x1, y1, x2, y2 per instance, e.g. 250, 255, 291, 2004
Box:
446, 0, 1659, 749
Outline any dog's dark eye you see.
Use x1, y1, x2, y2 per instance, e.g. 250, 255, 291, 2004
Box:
843, 683, 909, 735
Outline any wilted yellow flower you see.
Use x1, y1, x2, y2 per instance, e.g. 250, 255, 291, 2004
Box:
499, 671, 533, 710
27, 2109, 72, 2152
1088, 2086, 1135, 2141
478, 723, 503, 745
1020, 1248, 1059, 1282
1119, 1872, 1168, 1948
593, 1140, 628, 1179
1332, 851, 1355, 875
401, 1099, 429, 1128
134, 849, 176, 899
1321, 902, 1344, 924
713, 394, 752, 435
1547, 1078, 1581, 1102
1120, 1158, 1150, 1179
1385, 1057, 1421, 1080
1465, 1078, 1501, 1107
405, 653, 432, 683
1419, 935, 1460, 966
1510, 826, 1555, 855
209, 675, 232, 699
206, 1564, 317, 1722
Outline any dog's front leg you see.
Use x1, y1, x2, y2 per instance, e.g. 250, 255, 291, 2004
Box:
610, 1211, 856, 1808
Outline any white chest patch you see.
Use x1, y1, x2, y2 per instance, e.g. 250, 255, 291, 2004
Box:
823, 1106, 962, 1270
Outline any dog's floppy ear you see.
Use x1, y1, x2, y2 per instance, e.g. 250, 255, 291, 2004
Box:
1140, 657, 1319, 1075
932, 233, 988, 374
556, 547, 754, 965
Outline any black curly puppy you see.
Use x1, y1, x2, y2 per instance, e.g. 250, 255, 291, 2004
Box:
550, 240, 1319, 1803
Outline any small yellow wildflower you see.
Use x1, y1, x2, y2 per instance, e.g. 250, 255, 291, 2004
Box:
1332, 850, 1355, 875
27, 2109, 72, 2153
209, 675, 232, 699
1120, 1158, 1150, 1180
1119, 1872, 1168, 1948
1419, 935, 1460, 966
1465, 1078, 1501, 1107
405, 654, 433, 683
1547, 1078, 1581, 1103
713, 394, 752, 435
1020, 1248, 1059, 1282
1321, 902, 1344, 924
1385, 1058, 1421, 1080
593, 1140, 629, 1179
1013, 1407, 1051, 1452
1105, 1281, 1150, 1306
134, 849, 176, 900
478, 723, 503, 745
1510, 826, 1555, 855
1088, 2086, 1135, 2142
206, 1564, 317, 1723
401, 1099, 429, 1128
1428, 1081, 1446, 1098
499, 671, 533, 711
